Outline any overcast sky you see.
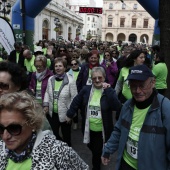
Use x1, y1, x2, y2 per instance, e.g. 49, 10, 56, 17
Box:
95, 0, 103, 7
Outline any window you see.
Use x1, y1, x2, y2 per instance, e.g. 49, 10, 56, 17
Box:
143, 19, 148, 28
109, 3, 113, 9
94, 31, 96, 35
88, 17, 90, 21
108, 15, 113, 27
131, 18, 137, 28
120, 18, 125, 27
133, 4, 138, 9
93, 17, 95, 22
122, 3, 126, 9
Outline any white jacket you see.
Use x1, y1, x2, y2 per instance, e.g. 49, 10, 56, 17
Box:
43, 73, 77, 122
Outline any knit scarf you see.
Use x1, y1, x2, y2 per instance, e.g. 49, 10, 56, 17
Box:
89, 63, 99, 69
36, 69, 47, 82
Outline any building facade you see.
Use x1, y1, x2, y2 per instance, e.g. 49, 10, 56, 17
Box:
34, 0, 83, 43
102, 0, 155, 44
68, 0, 102, 41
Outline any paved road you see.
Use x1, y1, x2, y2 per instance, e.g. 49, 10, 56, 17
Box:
71, 114, 117, 170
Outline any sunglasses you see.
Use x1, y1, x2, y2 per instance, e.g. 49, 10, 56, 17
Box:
0, 82, 9, 90
71, 63, 78, 66
92, 76, 103, 81
105, 54, 110, 57
0, 123, 24, 136
60, 50, 66, 52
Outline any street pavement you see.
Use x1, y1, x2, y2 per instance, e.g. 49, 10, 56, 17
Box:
71, 114, 117, 170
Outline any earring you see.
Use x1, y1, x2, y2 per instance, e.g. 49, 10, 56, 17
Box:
32, 129, 35, 132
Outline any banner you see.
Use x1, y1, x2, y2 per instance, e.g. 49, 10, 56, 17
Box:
0, 17, 15, 54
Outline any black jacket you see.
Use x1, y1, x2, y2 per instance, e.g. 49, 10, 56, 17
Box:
8, 50, 25, 69
67, 85, 122, 142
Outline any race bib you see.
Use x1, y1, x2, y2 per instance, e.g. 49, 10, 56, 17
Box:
89, 106, 101, 119
86, 77, 92, 85
36, 90, 42, 100
54, 91, 59, 99
126, 137, 138, 159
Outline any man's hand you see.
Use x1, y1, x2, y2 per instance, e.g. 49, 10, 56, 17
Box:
101, 156, 110, 165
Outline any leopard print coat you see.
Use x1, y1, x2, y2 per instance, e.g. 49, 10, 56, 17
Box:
0, 130, 89, 170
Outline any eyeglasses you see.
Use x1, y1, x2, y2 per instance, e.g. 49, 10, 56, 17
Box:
71, 63, 78, 66
0, 123, 25, 136
92, 76, 103, 81
0, 82, 9, 90
35, 65, 44, 69
129, 80, 152, 91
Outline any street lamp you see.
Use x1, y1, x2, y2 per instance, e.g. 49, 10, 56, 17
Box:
54, 17, 61, 40
0, 0, 11, 18
54, 17, 61, 27
87, 29, 92, 40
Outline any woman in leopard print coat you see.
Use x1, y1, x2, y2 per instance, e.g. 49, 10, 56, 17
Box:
0, 92, 88, 170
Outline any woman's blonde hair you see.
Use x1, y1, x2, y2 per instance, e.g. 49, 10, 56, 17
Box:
0, 91, 45, 131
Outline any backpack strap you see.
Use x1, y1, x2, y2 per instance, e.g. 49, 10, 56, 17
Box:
160, 96, 165, 123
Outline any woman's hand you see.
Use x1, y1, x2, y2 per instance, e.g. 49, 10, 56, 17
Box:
102, 82, 111, 89
101, 156, 110, 165
43, 107, 49, 115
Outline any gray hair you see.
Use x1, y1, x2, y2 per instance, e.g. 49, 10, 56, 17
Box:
0, 91, 45, 131
91, 67, 106, 79
34, 55, 47, 67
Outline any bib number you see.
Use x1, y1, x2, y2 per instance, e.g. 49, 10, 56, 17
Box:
54, 91, 59, 99
126, 139, 138, 159
89, 110, 101, 119
36, 90, 42, 99
86, 78, 92, 85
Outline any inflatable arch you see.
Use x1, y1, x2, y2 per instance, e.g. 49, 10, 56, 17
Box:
137, 0, 159, 45
12, 0, 52, 50
12, 0, 159, 48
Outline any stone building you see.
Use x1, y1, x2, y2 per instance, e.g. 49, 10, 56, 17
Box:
69, 0, 102, 41
7, 0, 83, 42
102, 0, 155, 44
34, 0, 83, 42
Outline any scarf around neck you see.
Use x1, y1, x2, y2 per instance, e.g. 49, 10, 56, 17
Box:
55, 73, 66, 80
6, 132, 37, 163
36, 69, 47, 82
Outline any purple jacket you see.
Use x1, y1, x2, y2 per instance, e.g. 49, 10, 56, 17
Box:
101, 60, 118, 86
29, 69, 53, 101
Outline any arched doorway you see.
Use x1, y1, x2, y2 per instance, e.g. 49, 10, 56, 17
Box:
117, 33, 126, 41
42, 20, 49, 40
68, 27, 72, 41
140, 34, 149, 43
105, 33, 113, 41
128, 33, 137, 42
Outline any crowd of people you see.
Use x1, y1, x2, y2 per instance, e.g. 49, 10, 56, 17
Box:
0, 39, 169, 170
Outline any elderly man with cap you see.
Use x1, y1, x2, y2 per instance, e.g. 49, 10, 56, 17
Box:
101, 64, 170, 170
